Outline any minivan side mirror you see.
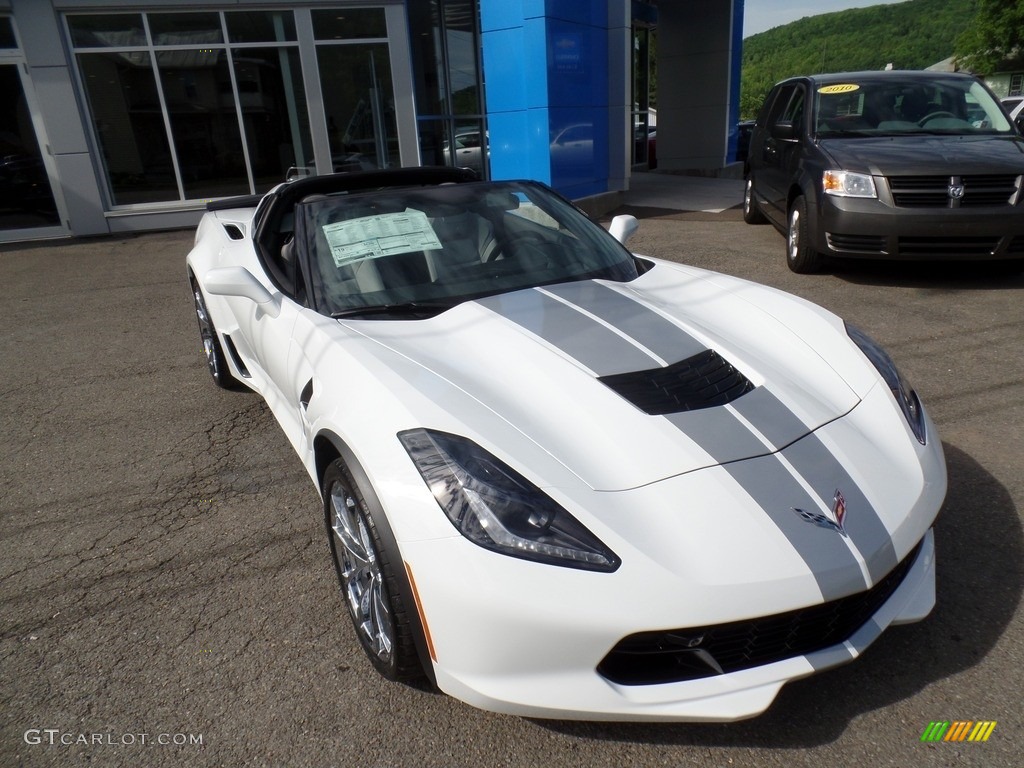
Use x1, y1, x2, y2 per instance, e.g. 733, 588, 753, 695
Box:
772, 122, 797, 141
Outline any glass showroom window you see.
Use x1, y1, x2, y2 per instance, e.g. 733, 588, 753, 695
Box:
68, 10, 312, 206
312, 9, 397, 171
409, 0, 488, 178
0, 16, 63, 233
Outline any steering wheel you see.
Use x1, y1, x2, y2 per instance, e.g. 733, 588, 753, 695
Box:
498, 232, 557, 269
491, 231, 546, 259
917, 111, 957, 125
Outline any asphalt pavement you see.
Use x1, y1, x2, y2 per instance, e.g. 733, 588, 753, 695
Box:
1, 173, 1022, 767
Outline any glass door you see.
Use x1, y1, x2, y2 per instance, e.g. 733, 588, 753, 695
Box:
311, 8, 398, 172
0, 23, 67, 239
632, 23, 656, 169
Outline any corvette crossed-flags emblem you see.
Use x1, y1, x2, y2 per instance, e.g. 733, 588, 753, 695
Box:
793, 489, 848, 536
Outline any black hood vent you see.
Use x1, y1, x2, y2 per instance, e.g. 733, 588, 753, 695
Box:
599, 349, 753, 415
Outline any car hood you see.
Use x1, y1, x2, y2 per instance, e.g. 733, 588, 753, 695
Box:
817, 134, 1024, 176
343, 262, 862, 491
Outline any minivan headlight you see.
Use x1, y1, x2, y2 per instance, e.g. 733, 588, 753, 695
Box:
824, 170, 877, 198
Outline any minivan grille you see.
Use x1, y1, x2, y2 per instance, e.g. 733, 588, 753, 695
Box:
888, 174, 1021, 208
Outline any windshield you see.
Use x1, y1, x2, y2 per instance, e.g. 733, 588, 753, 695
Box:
814, 77, 1013, 137
296, 180, 639, 318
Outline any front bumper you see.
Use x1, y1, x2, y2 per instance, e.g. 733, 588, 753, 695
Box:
815, 192, 1024, 261
388, 378, 946, 721
409, 529, 936, 722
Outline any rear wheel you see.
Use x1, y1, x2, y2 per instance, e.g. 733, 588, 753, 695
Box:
191, 279, 240, 389
786, 195, 822, 274
742, 177, 767, 224
323, 459, 422, 681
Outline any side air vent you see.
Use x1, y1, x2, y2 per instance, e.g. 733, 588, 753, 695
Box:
599, 349, 754, 416
222, 334, 251, 378
223, 224, 245, 240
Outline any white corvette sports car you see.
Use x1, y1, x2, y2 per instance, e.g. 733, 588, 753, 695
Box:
186, 167, 946, 722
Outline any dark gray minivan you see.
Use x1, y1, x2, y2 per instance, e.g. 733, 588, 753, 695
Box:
744, 71, 1024, 273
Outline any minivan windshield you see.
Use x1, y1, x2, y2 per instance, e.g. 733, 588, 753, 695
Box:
814, 77, 1013, 137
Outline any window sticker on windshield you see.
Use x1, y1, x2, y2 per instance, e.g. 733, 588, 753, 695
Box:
818, 84, 860, 95
323, 208, 442, 268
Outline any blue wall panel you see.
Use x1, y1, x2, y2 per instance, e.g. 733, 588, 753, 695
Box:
481, 0, 609, 197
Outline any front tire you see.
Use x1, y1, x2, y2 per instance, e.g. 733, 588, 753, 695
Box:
786, 195, 822, 274
743, 177, 767, 224
323, 459, 422, 681
191, 279, 240, 389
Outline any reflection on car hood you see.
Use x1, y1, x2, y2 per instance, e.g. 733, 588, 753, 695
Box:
818, 134, 1024, 176
345, 262, 862, 491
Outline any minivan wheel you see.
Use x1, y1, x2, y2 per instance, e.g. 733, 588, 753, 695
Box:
786, 196, 822, 274
743, 177, 767, 224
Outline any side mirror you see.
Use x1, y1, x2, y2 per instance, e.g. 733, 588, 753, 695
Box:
772, 121, 797, 141
204, 267, 281, 318
609, 214, 639, 246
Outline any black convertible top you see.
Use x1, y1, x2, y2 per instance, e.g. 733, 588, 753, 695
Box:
206, 166, 479, 214
210, 167, 481, 299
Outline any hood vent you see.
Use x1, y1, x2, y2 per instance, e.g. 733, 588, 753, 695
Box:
599, 349, 754, 416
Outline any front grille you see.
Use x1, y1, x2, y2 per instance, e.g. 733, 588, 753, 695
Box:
888, 174, 1021, 208
598, 541, 922, 686
898, 236, 999, 258
598, 349, 754, 416
827, 233, 887, 254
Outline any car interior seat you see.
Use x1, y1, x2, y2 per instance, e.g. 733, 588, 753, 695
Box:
425, 207, 496, 282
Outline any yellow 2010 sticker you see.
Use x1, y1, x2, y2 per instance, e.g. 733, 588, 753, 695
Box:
818, 84, 860, 94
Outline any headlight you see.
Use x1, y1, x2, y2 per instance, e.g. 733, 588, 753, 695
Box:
823, 170, 877, 198
399, 429, 620, 572
845, 323, 926, 444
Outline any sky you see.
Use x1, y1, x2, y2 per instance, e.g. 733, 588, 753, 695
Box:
742, 0, 909, 37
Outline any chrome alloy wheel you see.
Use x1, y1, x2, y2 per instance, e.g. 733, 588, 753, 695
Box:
330, 485, 394, 663
787, 206, 801, 264
193, 286, 221, 380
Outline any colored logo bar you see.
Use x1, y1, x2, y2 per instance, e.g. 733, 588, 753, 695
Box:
920, 721, 997, 742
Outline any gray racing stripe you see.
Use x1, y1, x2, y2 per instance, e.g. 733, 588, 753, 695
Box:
731, 387, 810, 451
666, 408, 769, 464
542, 281, 706, 363
846, 617, 884, 655
476, 289, 657, 375
782, 434, 899, 584
664, 387, 809, 472
806, 643, 855, 672
723, 456, 869, 602
668, 389, 887, 599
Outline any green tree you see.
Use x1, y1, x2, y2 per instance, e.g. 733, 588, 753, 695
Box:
740, 0, 977, 119
955, 0, 1024, 72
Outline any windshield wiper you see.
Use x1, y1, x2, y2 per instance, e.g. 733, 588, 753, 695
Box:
331, 301, 455, 319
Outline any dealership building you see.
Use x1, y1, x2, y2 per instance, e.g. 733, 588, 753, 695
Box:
0, 0, 744, 243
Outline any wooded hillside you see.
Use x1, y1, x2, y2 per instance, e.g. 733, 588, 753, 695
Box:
741, 0, 977, 118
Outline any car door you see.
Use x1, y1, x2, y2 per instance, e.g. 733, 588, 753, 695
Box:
753, 83, 808, 226
222, 225, 315, 452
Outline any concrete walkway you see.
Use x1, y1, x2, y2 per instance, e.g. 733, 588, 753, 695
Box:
621, 171, 744, 214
